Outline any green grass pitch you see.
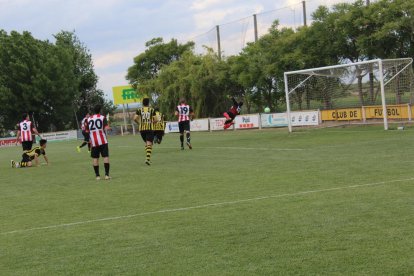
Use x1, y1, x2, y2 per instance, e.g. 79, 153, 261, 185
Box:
1, 126, 413, 275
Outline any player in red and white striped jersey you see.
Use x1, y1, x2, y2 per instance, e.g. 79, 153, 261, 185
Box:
15, 113, 41, 151
86, 105, 111, 180
175, 98, 194, 150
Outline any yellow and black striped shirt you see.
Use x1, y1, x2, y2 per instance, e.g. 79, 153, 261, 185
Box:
153, 111, 166, 131
136, 107, 156, 131
24, 146, 46, 160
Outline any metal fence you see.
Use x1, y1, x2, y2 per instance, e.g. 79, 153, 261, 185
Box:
185, 0, 373, 57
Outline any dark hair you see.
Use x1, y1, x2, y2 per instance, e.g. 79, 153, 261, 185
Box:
154, 106, 159, 112
142, 98, 150, 106
39, 139, 47, 146
179, 98, 186, 104
93, 105, 102, 114
239, 102, 243, 106
22, 113, 28, 120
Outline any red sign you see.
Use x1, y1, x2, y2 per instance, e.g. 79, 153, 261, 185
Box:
0, 138, 18, 148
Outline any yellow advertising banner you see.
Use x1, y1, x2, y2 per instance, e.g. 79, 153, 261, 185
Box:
364, 104, 409, 119
112, 85, 142, 105
321, 108, 362, 121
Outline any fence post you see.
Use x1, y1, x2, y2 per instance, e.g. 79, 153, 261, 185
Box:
216, 25, 221, 60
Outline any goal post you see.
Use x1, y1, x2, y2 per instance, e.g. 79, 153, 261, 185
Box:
284, 58, 414, 132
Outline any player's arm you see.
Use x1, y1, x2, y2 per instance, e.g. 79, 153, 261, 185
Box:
32, 126, 41, 138
189, 107, 194, 120
231, 97, 238, 106
134, 110, 141, 124
103, 117, 111, 131
174, 107, 179, 117
15, 130, 21, 145
152, 109, 158, 123
34, 153, 40, 167
43, 155, 49, 165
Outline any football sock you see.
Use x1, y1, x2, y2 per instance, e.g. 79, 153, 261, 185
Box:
104, 163, 110, 176
80, 142, 87, 148
93, 165, 100, 176
186, 132, 190, 142
18, 162, 27, 167
180, 135, 184, 146
145, 145, 152, 161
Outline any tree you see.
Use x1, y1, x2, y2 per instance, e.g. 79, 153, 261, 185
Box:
0, 30, 114, 132
126, 38, 194, 100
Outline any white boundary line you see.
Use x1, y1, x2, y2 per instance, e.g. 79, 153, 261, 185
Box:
2, 177, 413, 235
117, 145, 304, 151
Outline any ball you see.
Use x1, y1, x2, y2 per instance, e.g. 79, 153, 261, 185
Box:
264, 107, 270, 113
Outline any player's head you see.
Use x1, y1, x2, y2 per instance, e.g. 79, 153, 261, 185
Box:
154, 107, 159, 112
179, 98, 186, 104
85, 112, 90, 118
39, 139, 47, 148
93, 105, 102, 114
239, 102, 243, 107
142, 98, 150, 107
22, 113, 29, 120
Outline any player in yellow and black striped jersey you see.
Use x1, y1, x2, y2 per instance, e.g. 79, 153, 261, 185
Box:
134, 98, 157, 165
153, 107, 166, 144
11, 139, 49, 168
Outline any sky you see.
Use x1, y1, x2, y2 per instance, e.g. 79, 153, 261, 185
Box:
0, 0, 353, 103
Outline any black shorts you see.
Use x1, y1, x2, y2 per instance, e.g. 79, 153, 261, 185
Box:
82, 131, 90, 142
225, 111, 236, 120
21, 141, 33, 151
154, 130, 164, 142
91, 143, 109, 158
178, 121, 190, 133
21, 153, 31, 163
140, 131, 155, 143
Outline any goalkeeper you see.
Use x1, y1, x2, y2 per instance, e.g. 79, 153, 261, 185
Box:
223, 96, 243, 129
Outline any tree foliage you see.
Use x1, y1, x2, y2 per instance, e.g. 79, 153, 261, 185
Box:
0, 30, 114, 132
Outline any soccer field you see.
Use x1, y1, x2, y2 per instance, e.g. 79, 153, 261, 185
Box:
1, 127, 413, 275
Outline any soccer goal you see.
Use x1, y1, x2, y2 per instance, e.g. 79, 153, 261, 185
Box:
284, 58, 414, 132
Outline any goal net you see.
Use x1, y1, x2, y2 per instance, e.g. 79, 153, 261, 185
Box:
284, 58, 414, 132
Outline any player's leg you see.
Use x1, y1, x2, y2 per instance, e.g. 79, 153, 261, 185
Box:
157, 132, 164, 144
223, 112, 231, 120
22, 141, 32, 151
224, 113, 235, 129
185, 121, 192, 149
145, 131, 154, 165
86, 134, 91, 152
17, 153, 30, 168
102, 144, 110, 180
79, 132, 88, 147
91, 147, 100, 180
153, 131, 159, 144
178, 122, 185, 150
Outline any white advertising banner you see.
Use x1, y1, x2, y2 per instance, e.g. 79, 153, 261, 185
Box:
209, 117, 234, 131
39, 130, 78, 142
165, 122, 179, 133
234, 114, 260, 129
261, 113, 288, 128
290, 111, 319, 126
190, 119, 209, 132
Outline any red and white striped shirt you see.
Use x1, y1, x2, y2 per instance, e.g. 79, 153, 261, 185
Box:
81, 117, 86, 131
18, 120, 33, 142
87, 114, 108, 147
176, 104, 193, 122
